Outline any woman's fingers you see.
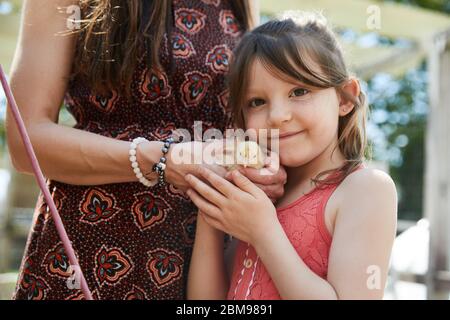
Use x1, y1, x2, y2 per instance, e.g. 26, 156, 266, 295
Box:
254, 182, 285, 201
240, 164, 285, 185
186, 188, 223, 221
236, 154, 287, 201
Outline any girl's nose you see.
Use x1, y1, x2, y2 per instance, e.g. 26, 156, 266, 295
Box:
268, 103, 292, 127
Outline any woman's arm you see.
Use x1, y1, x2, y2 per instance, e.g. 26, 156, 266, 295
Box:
252, 169, 398, 299
5, 0, 213, 188
6, 1, 284, 193
187, 212, 229, 300
6, 0, 161, 185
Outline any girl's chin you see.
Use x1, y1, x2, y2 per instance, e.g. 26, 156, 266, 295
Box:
279, 153, 311, 168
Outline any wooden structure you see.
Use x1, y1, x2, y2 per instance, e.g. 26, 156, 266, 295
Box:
424, 28, 450, 298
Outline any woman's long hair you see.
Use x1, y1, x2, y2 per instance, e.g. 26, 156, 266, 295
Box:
71, 0, 252, 95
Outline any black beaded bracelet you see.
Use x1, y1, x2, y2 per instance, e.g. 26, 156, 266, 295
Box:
152, 136, 177, 186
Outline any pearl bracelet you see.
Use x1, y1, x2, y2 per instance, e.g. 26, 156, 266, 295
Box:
129, 137, 158, 187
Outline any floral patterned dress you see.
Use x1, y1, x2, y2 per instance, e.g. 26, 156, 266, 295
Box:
13, 0, 242, 300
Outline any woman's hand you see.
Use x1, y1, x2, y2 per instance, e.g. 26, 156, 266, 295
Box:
184, 166, 279, 245
143, 139, 287, 201
156, 140, 229, 192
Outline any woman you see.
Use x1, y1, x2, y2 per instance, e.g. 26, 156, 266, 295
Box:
6, 0, 286, 300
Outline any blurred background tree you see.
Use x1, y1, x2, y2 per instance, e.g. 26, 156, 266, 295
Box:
386, 0, 450, 13
367, 0, 448, 220
366, 65, 427, 221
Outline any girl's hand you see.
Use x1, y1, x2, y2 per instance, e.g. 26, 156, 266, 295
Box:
185, 167, 278, 245
196, 210, 224, 237
228, 150, 287, 203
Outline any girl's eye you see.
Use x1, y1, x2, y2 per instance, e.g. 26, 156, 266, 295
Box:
248, 98, 266, 108
290, 88, 310, 97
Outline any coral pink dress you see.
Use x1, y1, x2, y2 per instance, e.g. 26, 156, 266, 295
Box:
227, 168, 363, 300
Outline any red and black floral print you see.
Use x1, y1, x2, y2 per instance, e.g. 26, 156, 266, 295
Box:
175, 8, 206, 35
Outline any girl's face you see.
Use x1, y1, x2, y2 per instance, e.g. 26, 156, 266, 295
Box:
243, 59, 344, 167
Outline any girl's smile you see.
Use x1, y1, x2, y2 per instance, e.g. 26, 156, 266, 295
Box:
277, 130, 305, 139
269, 130, 306, 149
277, 130, 306, 141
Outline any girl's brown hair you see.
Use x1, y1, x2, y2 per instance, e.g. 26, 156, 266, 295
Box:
71, 0, 252, 95
227, 12, 369, 185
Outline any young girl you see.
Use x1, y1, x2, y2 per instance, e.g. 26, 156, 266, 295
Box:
184, 12, 397, 300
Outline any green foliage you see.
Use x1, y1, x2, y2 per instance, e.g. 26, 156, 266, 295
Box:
366, 62, 428, 221
384, 0, 450, 13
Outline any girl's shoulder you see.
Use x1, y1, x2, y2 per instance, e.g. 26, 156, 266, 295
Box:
340, 167, 396, 192
332, 167, 397, 221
